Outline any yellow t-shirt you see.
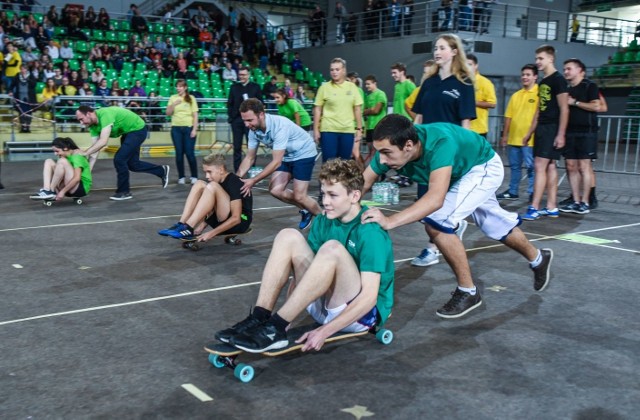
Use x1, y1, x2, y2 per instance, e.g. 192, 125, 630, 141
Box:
504, 84, 538, 146
168, 94, 199, 127
314, 80, 363, 133
404, 86, 420, 111
469, 73, 496, 135
5, 52, 22, 77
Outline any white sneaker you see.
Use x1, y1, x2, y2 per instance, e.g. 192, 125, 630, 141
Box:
177, 177, 186, 185
190, 177, 198, 184
30, 189, 55, 200
411, 248, 439, 267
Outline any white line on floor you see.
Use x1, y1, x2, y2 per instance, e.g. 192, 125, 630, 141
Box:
0, 205, 294, 233
181, 384, 213, 402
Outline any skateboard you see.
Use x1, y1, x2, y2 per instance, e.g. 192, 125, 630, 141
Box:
180, 227, 253, 251
204, 323, 393, 383
31, 196, 85, 206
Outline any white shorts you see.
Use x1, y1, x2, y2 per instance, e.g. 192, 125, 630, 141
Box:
422, 153, 521, 241
306, 297, 374, 333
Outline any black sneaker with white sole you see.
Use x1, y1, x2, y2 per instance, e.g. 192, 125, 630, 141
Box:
531, 248, 553, 291
110, 192, 133, 201
230, 320, 289, 353
162, 165, 170, 188
436, 288, 483, 319
215, 314, 265, 344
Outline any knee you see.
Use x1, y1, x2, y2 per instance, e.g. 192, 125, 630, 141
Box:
316, 239, 346, 257
44, 158, 56, 168
274, 227, 305, 245
204, 181, 219, 194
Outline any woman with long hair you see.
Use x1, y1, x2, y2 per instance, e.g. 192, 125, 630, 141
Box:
167, 79, 199, 184
274, 88, 312, 131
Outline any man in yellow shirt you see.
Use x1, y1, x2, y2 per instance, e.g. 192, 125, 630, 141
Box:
467, 54, 496, 138
2, 43, 22, 93
497, 64, 539, 201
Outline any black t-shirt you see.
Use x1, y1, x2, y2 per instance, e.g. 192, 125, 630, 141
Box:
567, 78, 599, 132
227, 81, 263, 120
538, 71, 568, 125
221, 173, 253, 222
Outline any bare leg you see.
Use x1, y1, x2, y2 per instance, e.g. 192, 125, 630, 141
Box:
501, 227, 538, 261
531, 157, 550, 209
50, 158, 70, 191
59, 158, 79, 194
578, 159, 592, 203
269, 172, 322, 215
42, 159, 56, 190
185, 182, 231, 227
179, 180, 206, 223
545, 160, 558, 209
425, 224, 473, 288
566, 159, 580, 203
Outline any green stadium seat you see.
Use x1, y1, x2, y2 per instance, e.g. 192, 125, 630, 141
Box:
117, 32, 129, 44
121, 62, 134, 73
120, 20, 131, 31
105, 31, 118, 43
92, 30, 105, 42
68, 59, 80, 71
628, 39, 639, 52
36, 82, 45, 94
94, 60, 107, 70
75, 41, 90, 54
611, 51, 624, 64
53, 26, 67, 37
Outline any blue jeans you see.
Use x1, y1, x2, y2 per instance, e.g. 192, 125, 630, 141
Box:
171, 126, 198, 179
320, 132, 354, 162
114, 127, 164, 193
508, 145, 534, 195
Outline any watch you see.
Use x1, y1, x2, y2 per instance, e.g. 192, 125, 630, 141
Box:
575, 101, 580, 106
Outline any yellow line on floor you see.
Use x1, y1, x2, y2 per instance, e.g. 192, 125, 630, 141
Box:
181, 384, 213, 402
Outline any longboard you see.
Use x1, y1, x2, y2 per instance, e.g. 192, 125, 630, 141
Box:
180, 227, 253, 251
204, 323, 393, 383
31, 196, 86, 206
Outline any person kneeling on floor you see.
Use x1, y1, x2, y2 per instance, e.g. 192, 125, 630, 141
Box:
30, 137, 92, 201
215, 159, 395, 353
158, 154, 252, 242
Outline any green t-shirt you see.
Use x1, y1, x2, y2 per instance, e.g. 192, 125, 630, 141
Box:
88, 106, 146, 138
364, 88, 388, 130
67, 153, 92, 194
307, 206, 394, 326
277, 99, 312, 127
393, 80, 416, 119
370, 123, 495, 188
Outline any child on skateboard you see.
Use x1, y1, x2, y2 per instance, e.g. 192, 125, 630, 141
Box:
215, 159, 394, 353
158, 154, 253, 242
30, 137, 92, 201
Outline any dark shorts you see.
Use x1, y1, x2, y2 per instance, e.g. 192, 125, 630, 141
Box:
365, 130, 375, 143
534, 123, 563, 160
275, 156, 316, 181
66, 183, 87, 198
205, 212, 252, 234
563, 132, 598, 160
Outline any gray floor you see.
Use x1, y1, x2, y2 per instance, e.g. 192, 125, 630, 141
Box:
0, 155, 639, 419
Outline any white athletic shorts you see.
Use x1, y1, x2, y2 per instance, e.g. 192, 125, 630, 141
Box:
306, 297, 375, 333
422, 153, 521, 241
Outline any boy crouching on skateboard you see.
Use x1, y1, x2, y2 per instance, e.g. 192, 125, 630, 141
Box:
30, 137, 92, 200
158, 154, 253, 242
216, 159, 394, 353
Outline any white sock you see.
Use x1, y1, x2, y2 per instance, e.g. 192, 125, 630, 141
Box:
458, 286, 476, 295
530, 250, 542, 268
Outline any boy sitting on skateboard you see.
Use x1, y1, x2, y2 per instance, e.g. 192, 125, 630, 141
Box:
30, 137, 92, 200
216, 159, 394, 353
158, 154, 253, 242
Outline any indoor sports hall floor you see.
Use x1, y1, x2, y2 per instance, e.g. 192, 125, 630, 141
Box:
1, 155, 638, 419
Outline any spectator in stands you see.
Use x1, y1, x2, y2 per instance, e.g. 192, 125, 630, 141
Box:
29, 60, 42, 81
84, 6, 97, 29
59, 40, 74, 59
165, 38, 178, 58
110, 80, 123, 96
283, 78, 295, 98
68, 70, 83, 89
88, 43, 102, 62
57, 76, 78, 116
20, 22, 37, 49
91, 66, 105, 85
47, 5, 59, 26
43, 62, 56, 80
274, 33, 287, 73
95, 79, 111, 96
10, 64, 37, 133
222, 61, 237, 82
127, 4, 138, 23
79, 82, 93, 96
3, 43, 22, 91
35, 25, 49, 51
97, 8, 110, 30
40, 77, 58, 114
334, 2, 348, 43
403, 0, 415, 35
131, 8, 149, 34
130, 80, 146, 97
78, 62, 89, 81
109, 45, 125, 72
258, 35, 269, 71
47, 39, 59, 60
153, 35, 165, 54
21, 45, 39, 64
295, 84, 307, 103
59, 60, 71, 78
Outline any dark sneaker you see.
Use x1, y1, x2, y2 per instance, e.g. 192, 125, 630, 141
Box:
110, 192, 132, 201
158, 222, 181, 236
230, 321, 289, 353
558, 195, 575, 207
167, 222, 194, 239
576, 202, 590, 214
298, 209, 313, 230
496, 190, 519, 200
531, 248, 553, 291
30, 189, 56, 200
559, 202, 581, 214
589, 196, 598, 210
215, 313, 265, 343
162, 165, 170, 188
436, 288, 483, 319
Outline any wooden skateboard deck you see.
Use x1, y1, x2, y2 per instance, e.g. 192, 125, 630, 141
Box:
180, 227, 253, 251
204, 323, 393, 383
31, 196, 86, 206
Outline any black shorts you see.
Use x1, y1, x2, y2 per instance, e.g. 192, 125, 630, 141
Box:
534, 123, 562, 160
205, 212, 252, 234
66, 183, 87, 198
563, 132, 598, 160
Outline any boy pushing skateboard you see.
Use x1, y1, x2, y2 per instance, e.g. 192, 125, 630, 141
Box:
215, 159, 394, 353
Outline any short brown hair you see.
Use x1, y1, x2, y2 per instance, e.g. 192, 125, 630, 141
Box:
390, 62, 407, 74
535, 44, 556, 57
318, 159, 363, 195
202, 153, 228, 169
239, 98, 264, 114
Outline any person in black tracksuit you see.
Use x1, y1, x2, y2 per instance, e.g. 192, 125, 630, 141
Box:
227, 66, 263, 171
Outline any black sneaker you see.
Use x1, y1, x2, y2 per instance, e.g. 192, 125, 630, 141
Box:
589, 196, 598, 210
230, 321, 289, 353
110, 192, 132, 201
559, 202, 581, 214
558, 195, 574, 207
496, 190, 519, 200
575, 202, 590, 214
215, 314, 265, 343
531, 248, 553, 291
436, 288, 483, 319
162, 165, 170, 188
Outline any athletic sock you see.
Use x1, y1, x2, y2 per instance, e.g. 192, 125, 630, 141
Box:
458, 286, 477, 296
529, 250, 543, 268
252, 306, 272, 321
590, 187, 596, 199
269, 312, 289, 333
